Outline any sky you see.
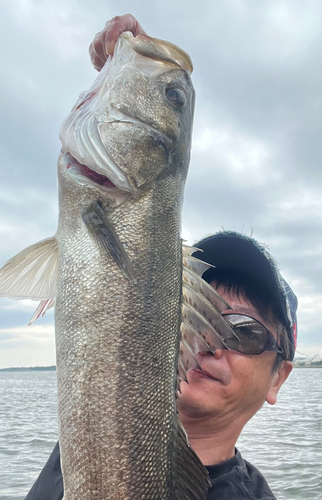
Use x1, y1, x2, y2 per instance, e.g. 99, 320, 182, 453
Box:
0, 0, 321, 368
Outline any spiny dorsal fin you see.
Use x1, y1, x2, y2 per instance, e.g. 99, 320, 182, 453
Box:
0, 237, 58, 300
181, 301, 229, 354
182, 282, 236, 339
177, 356, 188, 384
182, 243, 202, 256
181, 337, 201, 370
182, 254, 213, 277
180, 320, 215, 355
178, 337, 201, 383
178, 244, 237, 384
183, 266, 231, 312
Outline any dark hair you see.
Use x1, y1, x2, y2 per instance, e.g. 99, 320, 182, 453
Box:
208, 268, 292, 371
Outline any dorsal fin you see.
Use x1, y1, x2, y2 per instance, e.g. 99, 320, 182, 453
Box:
181, 301, 230, 354
182, 282, 236, 339
182, 255, 213, 277
178, 244, 236, 382
183, 266, 231, 312
182, 243, 202, 256
180, 320, 215, 355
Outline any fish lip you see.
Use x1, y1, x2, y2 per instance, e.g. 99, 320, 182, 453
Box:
62, 151, 129, 196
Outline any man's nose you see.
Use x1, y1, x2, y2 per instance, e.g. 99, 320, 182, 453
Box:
196, 348, 224, 363
213, 348, 224, 360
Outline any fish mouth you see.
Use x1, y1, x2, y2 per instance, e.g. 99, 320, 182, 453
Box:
81, 165, 116, 188
62, 152, 129, 197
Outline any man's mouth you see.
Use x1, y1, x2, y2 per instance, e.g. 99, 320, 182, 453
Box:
189, 368, 221, 382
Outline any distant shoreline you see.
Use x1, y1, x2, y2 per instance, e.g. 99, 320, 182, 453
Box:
293, 364, 322, 369
0, 366, 56, 372
0, 365, 321, 372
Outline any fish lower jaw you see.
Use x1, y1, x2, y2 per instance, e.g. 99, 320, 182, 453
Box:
61, 151, 131, 200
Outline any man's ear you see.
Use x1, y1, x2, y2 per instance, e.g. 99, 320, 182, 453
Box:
266, 361, 293, 405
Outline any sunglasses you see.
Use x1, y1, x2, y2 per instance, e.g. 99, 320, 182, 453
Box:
220, 313, 285, 357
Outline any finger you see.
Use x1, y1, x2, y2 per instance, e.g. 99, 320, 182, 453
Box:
103, 14, 147, 56
89, 14, 147, 71
90, 30, 110, 71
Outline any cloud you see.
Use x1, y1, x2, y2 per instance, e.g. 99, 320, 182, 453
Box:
0, 0, 321, 367
0, 323, 55, 368
2, 0, 95, 60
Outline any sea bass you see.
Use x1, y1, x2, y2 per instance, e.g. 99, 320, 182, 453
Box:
0, 32, 233, 499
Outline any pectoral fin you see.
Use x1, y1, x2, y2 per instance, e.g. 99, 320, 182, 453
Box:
82, 201, 137, 285
0, 237, 58, 301
28, 298, 56, 325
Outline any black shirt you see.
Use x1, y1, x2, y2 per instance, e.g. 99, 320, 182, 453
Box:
24, 442, 277, 500
206, 450, 277, 500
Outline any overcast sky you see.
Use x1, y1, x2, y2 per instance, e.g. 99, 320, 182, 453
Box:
0, 0, 321, 368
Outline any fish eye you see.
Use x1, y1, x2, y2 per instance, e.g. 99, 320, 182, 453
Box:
165, 88, 186, 108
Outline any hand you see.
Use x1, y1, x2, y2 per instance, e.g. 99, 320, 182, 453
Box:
89, 14, 147, 71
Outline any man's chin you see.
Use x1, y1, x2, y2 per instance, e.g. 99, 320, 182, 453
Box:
177, 379, 221, 419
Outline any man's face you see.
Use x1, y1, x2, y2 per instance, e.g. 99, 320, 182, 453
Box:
178, 284, 292, 428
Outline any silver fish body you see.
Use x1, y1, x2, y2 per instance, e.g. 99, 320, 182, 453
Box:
55, 33, 207, 499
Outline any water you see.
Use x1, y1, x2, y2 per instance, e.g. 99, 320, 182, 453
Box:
237, 368, 322, 499
0, 369, 321, 499
0, 371, 58, 500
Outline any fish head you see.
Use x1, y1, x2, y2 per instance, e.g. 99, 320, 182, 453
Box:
59, 32, 195, 205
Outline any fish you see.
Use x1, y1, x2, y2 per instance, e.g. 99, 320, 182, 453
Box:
0, 32, 235, 499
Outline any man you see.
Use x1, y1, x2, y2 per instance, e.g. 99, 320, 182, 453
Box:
25, 17, 298, 500
177, 231, 296, 499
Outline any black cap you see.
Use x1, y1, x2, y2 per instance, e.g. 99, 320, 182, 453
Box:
193, 231, 298, 360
